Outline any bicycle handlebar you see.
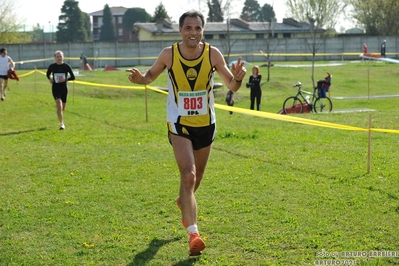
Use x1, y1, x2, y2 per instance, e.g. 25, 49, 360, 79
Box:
293, 81, 318, 91
293, 81, 302, 88
292, 81, 314, 95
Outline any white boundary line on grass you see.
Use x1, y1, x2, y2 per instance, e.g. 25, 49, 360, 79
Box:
332, 94, 399, 100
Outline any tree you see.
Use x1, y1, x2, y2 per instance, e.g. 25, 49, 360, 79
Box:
123, 8, 150, 29
83, 13, 92, 39
308, 17, 318, 85
195, 0, 243, 65
29, 24, 45, 43
0, 0, 32, 43
286, 0, 349, 30
207, 0, 224, 22
258, 3, 276, 22
203, 0, 238, 63
286, 0, 346, 85
123, 8, 151, 41
122, 7, 151, 31
350, 0, 399, 35
123, 8, 150, 32
57, 0, 90, 42
240, 0, 261, 22
151, 2, 171, 22
99, 4, 116, 41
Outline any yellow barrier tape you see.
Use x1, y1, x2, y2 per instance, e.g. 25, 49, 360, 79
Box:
18, 58, 55, 64
20, 52, 399, 66
370, 128, 399, 134
23, 69, 399, 134
228, 52, 399, 57
216, 104, 399, 134
35, 69, 144, 90
146, 86, 168, 95
36, 69, 46, 75
73, 80, 145, 90
216, 104, 366, 131
65, 56, 159, 61
17, 70, 36, 78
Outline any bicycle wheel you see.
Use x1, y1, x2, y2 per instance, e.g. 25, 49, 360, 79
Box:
283, 96, 303, 114
313, 97, 332, 113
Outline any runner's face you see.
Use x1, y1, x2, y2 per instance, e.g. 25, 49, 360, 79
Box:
54, 53, 63, 64
180, 16, 203, 48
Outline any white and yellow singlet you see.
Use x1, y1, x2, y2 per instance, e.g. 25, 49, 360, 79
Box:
166, 42, 216, 131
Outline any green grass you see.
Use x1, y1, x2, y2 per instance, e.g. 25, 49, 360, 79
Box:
1, 60, 399, 265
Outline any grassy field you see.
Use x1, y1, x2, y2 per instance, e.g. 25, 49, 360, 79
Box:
0, 60, 398, 266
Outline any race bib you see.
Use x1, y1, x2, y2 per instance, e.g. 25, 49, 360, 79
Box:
53, 73, 65, 83
177, 90, 207, 116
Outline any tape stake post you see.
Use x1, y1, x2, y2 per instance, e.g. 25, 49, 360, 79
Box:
35, 66, 37, 93
145, 85, 148, 122
367, 68, 370, 100
73, 81, 75, 104
367, 114, 372, 174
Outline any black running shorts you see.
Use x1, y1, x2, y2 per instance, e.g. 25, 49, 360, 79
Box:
168, 123, 216, 150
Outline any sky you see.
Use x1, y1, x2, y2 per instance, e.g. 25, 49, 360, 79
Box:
17, 0, 288, 32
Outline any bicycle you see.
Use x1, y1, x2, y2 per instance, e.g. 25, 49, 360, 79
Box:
282, 81, 333, 114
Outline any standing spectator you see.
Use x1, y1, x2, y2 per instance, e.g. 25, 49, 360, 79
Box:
225, 90, 235, 115
46, 50, 75, 130
79, 54, 85, 70
0, 48, 15, 101
318, 72, 332, 98
79, 53, 92, 70
381, 40, 386, 58
363, 43, 368, 55
246, 65, 262, 110
126, 10, 246, 256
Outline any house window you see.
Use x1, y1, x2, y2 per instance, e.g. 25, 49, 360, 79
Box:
283, 33, 291, 38
204, 34, 213, 40
219, 34, 226, 39
118, 17, 122, 24
256, 33, 264, 39
118, 28, 123, 36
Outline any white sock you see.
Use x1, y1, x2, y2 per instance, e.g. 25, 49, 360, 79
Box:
187, 224, 198, 234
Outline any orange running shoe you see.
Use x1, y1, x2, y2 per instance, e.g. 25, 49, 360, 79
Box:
188, 232, 205, 256
176, 197, 188, 228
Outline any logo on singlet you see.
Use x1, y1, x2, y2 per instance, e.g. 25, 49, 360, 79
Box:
186, 68, 197, 81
